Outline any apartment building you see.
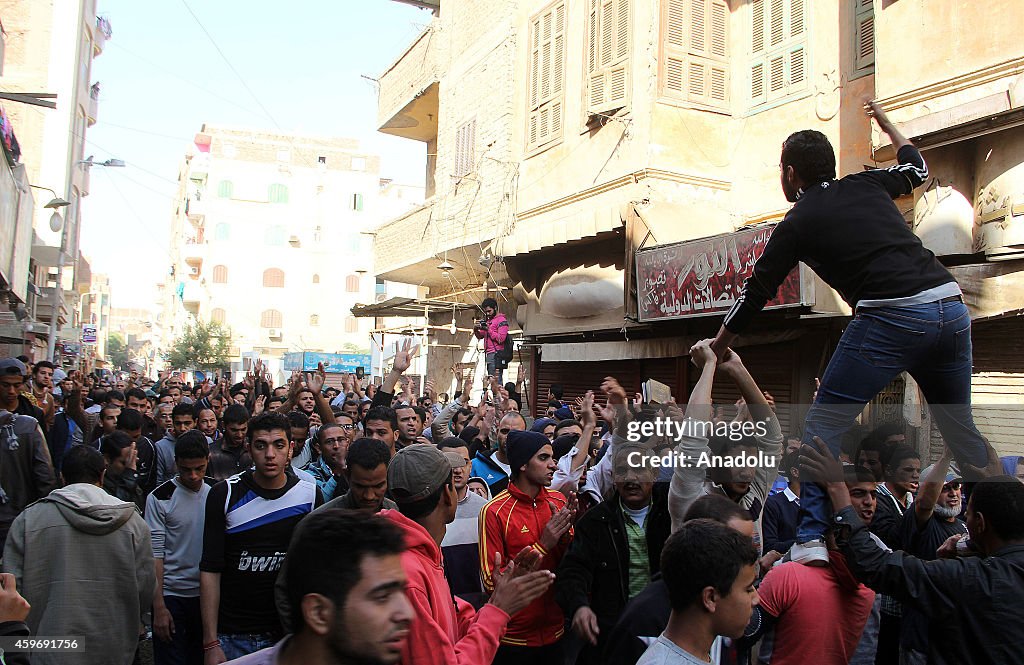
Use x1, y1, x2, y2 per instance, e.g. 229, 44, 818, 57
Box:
159, 125, 422, 379
0, 0, 111, 363
375, 0, 1024, 450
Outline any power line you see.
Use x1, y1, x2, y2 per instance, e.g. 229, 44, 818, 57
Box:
99, 121, 193, 143
178, 0, 283, 130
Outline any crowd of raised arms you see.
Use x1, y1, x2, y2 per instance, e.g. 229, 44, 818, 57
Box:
0, 339, 1020, 665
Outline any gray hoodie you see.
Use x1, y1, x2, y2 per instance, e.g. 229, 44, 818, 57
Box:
3, 483, 154, 665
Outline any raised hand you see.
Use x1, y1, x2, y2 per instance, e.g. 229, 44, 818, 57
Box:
579, 391, 596, 428
689, 339, 718, 369
393, 337, 419, 374
305, 362, 326, 394
252, 395, 267, 416
488, 551, 555, 616
600, 377, 627, 405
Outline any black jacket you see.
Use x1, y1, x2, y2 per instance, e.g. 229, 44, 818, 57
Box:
555, 488, 671, 664
724, 145, 948, 333
836, 505, 1024, 665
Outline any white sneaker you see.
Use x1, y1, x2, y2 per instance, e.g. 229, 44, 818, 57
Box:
788, 539, 829, 567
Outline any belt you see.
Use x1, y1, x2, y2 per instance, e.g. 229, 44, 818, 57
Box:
855, 294, 963, 315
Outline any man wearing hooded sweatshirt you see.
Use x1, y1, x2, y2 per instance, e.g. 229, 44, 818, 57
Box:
3, 445, 154, 665
383, 444, 556, 665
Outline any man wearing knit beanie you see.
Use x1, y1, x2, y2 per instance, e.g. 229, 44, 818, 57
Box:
480, 429, 578, 665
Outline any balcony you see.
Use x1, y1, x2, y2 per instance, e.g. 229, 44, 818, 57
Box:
372, 199, 486, 292
94, 16, 111, 56
377, 26, 440, 142
87, 83, 100, 126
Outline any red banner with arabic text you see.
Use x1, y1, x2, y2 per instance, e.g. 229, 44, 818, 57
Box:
636, 223, 804, 321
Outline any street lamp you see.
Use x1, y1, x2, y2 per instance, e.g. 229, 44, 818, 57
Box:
28, 185, 71, 232
46, 156, 124, 364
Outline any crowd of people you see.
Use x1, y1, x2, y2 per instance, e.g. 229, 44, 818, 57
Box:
0, 340, 1020, 665
0, 106, 1020, 665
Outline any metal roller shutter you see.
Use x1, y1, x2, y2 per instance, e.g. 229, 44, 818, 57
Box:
969, 317, 1024, 458
533, 357, 685, 418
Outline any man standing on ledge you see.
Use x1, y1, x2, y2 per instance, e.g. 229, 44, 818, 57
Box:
709, 101, 994, 566
474, 298, 509, 383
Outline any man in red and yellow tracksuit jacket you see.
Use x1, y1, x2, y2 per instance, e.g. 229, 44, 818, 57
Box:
479, 430, 576, 665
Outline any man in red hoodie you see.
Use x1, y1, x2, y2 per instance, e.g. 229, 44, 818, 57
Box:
479, 430, 577, 665
383, 444, 554, 665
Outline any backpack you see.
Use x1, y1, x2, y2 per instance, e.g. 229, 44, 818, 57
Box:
496, 322, 514, 364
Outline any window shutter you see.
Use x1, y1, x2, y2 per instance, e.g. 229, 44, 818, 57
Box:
588, 0, 631, 115
854, 0, 875, 74
528, 2, 566, 152
454, 119, 476, 176
749, 0, 806, 106
661, 0, 727, 110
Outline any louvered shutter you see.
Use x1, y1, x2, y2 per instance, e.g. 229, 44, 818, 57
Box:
854, 0, 875, 74
528, 2, 566, 151
588, 0, 631, 115
750, 0, 807, 106
661, 0, 728, 110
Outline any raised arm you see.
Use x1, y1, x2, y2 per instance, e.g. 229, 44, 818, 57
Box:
668, 341, 718, 531
913, 449, 953, 529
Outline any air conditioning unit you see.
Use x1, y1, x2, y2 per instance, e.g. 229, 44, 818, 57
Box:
189, 266, 200, 275
375, 293, 388, 303
288, 235, 300, 247
267, 328, 281, 338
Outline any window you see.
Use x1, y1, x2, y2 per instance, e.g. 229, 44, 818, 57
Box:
217, 180, 234, 198
346, 274, 360, 293
260, 309, 283, 328
661, 0, 730, 110
309, 314, 319, 326
749, 0, 807, 107
265, 225, 286, 246
344, 316, 358, 334
312, 273, 320, 284
318, 156, 327, 164
268, 183, 289, 203
210, 308, 226, 324
375, 277, 386, 295
263, 268, 285, 288
527, 2, 567, 152
852, 0, 874, 78
453, 119, 476, 178
214, 223, 230, 241
212, 265, 228, 284
352, 193, 364, 211
587, 0, 632, 116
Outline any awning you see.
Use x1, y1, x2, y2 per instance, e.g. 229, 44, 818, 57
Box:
539, 329, 803, 362
351, 296, 476, 318
495, 199, 626, 257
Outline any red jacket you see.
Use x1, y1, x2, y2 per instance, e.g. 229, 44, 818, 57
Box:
381, 509, 510, 665
478, 483, 571, 647
473, 313, 508, 354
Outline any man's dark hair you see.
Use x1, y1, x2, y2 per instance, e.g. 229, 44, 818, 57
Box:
364, 406, 398, 431
62, 445, 106, 485
779, 450, 800, 479
287, 411, 310, 430
248, 412, 293, 442
780, 130, 837, 184
346, 437, 391, 472
175, 430, 211, 460
396, 471, 453, 520
438, 437, 468, 451
840, 424, 871, 460
661, 519, 759, 612
409, 405, 427, 424
158, 389, 176, 401
844, 466, 878, 484
481, 297, 498, 310
870, 421, 906, 441
344, 399, 359, 410
229, 382, 247, 397
709, 434, 760, 457
100, 430, 134, 460
105, 390, 126, 404
500, 411, 527, 428
32, 360, 55, 375
684, 494, 752, 525
193, 403, 217, 420
171, 403, 195, 419
222, 403, 249, 425
285, 510, 405, 634
116, 408, 144, 432
554, 419, 581, 437
549, 384, 564, 400
456, 407, 473, 421
884, 445, 920, 475
317, 423, 344, 446
125, 387, 148, 403
969, 476, 1024, 541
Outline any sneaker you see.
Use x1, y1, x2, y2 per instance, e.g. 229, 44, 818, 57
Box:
788, 539, 829, 567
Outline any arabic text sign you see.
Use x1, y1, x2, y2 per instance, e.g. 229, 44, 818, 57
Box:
81, 325, 97, 344
636, 224, 803, 321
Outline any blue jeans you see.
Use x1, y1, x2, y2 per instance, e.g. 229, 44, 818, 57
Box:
485, 352, 504, 383
218, 632, 279, 660
153, 595, 202, 665
797, 299, 988, 542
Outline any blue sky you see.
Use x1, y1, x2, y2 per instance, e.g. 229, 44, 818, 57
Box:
81, 0, 430, 307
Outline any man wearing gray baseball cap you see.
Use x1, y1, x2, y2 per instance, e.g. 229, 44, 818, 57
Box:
381, 444, 555, 665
